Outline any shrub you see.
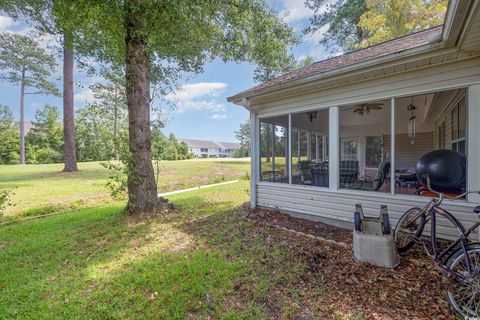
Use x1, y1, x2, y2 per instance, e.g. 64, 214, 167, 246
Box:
0, 189, 14, 216
100, 161, 129, 199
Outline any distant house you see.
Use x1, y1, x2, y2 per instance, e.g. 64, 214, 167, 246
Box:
180, 139, 241, 158
217, 142, 241, 157
16, 121, 34, 134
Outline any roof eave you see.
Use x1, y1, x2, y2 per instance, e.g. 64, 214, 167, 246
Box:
227, 40, 445, 106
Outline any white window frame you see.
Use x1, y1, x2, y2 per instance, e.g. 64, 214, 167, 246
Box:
340, 137, 360, 161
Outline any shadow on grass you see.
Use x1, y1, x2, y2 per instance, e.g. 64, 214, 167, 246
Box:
0, 191, 443, 319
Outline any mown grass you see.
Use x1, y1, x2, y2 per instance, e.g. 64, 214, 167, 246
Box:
0, 159, 250, 218
0, 181, 316, 319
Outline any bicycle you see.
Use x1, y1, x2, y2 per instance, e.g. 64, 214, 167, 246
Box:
393, 177, 480, 318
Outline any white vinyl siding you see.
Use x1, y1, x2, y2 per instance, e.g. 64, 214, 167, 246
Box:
383, 132, 434, 171
257, 183, 478, 240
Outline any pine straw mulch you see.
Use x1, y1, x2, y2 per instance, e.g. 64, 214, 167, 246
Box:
244, 207, 456, 319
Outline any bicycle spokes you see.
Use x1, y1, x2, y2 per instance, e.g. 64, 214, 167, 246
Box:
447, 248, 480, 317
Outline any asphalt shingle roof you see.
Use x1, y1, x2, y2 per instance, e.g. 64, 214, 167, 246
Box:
179, 139, 221, 149
229, 26, 443, 100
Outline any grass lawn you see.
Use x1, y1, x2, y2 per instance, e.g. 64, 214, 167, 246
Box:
0, 167, 453, 319
0, 159, 250, 219
0, 181, 315, 319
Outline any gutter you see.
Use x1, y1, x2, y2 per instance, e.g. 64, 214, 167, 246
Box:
228, 40, 445, 105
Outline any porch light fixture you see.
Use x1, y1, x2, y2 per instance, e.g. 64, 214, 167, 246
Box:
407, 98, 417, 144
307, 111, 317, 122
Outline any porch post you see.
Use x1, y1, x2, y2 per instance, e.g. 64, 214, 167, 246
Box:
307, 132, 312, 161
467, 84, 480, 203
249, 108, 259, 208
288, 114, 292, 184
390, 97, 396, 195
315, 134, 320, 162
329, 107, 339, 190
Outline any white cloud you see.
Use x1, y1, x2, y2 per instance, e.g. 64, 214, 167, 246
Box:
74, 88, 95, 104
166, 82, 226, 101
0, 16, 16, 32
279, 0, 312, 23
166, 82, 228, 113
211, 114, 228, 120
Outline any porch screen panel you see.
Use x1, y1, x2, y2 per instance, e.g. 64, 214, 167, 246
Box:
259, 116, 289, 184
291, 109, 329, 187
395, 89, 467, 196
339, 100, 391, 192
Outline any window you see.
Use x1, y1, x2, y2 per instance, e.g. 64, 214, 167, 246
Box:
341, 139, 359, 161
201, 148, 208, 152
365, 136, 383, 168
451, 97, 466, 154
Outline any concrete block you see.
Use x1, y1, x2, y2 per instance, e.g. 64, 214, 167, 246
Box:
353, 204, 399, 268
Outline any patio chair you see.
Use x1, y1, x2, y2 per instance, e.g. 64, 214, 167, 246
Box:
352, 160, 391, 191
297, 160, 312, 185
339, 160, 359, 185
310, 164, 329, 187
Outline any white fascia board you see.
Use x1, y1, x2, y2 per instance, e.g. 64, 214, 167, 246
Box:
442, 0, 477, 47
228, 41, 446, 106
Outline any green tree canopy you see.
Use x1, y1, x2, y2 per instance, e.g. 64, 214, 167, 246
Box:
0, 105, 19, 165
235, 120, 251, 157
0, 32, 59, 95
357, 0, 448, 48
305, 0, 368, 53
68, 0, 299, 214
90, 67, 128, 160
26, 104, 64, 164
0, 32, 59, 164
75, 103, 118, 162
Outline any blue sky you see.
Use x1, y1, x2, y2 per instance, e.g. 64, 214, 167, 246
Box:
0, 1, 328, 142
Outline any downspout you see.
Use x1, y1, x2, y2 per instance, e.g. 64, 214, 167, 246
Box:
242, 97, 258, 208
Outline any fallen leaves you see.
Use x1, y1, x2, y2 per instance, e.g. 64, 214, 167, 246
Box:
242, 206, 455, 319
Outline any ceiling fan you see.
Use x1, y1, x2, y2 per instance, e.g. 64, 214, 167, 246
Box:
352, 103, 384, 116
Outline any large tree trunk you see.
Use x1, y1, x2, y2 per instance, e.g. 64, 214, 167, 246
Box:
124, 0, 159, 214
62, 32, 78, 172
19, 71, 25, 165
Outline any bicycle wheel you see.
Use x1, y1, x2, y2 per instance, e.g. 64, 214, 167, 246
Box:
446, 244, 480, 318
393, 207, 425, 253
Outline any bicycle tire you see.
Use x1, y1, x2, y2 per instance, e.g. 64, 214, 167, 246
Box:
445, 244, 480, 319
393, 207, 426, 253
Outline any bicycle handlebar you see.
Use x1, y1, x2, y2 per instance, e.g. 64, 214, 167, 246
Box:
424, 175, 479, 201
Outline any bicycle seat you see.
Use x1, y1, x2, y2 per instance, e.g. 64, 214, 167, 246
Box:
474, 206, 480, 214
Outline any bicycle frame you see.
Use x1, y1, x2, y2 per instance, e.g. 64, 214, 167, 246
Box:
424, 200, 480, 280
